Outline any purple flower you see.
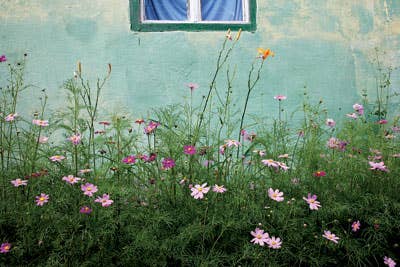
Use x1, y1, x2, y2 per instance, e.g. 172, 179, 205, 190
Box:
162, 158, 175, 170
0, 243, 11, 253
80, 206, 92, 214
122, 155, 136, 164
384, 256, 396, 267
184, 145, 197, 155
0, 55, 7, 63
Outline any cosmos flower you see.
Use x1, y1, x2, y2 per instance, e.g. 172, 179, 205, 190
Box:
274, 95, 287, 101
49, 155, 65, 162
268, 188, 284, 202
346, 113, 358, 119
303, 193, 322, 210
257, 48, 274, 60
212, 185, 227, 193
79, 206, 92, 214
38, 136, 49, 144
32, 119, 49, 127
5, 113, 18, 122
95, 194, 114, 207
352, 221, 361, 232
384, 256, 397, 267
11, 178, 28, 187
322, 230, 340, 244
184, 145, 197, 155
186, 83, 199, 92
144, 121, 160, 135
68, 134, 81, 145
122, 155, 136, 164
162, 158, 175, 170
62, 175, 81, 185
267, 236, 282, 249
369, 161, 388, 172
250, 228, 270, 246
190, 183, 210, 199
352, 103, 364, 115
0, 243, 11, 253
0, 55, 7, 63
326, 118, 336, 127
35, 193, 49, 206
81, 183, 98, 197
313, 171, 326, 177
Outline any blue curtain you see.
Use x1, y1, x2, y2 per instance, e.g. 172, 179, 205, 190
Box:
145, 0, 187, 21
201, 0, 243, 21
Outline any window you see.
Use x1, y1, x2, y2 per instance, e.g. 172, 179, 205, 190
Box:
130, 0, 257, 32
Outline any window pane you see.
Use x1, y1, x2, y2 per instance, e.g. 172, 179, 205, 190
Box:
144, 0, 187, 21
201, 0, 243, 21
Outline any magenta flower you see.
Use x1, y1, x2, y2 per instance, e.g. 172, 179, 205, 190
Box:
11, 178, 28, 187
212, 184, 227, 193
49, 155, 65, 162
144, 121, 160, 135
303, 193, 322, 210
274, 95, 287, 101
32, 119, 49, 127
122, 155, 136, 164
5, 113, 18, 122
184, 145, 197, 155
384, 256, 397, 267
68, 134, 81, 145
62, 175, 81, 185
352, 220, 361, 232
0, 55, 7, 62
35, 193, 49, 206
162, 158, 175, 170
322, 230, 340, 244
0, 243, 11, 253
141, 153, 157, 162
81, 183, 98, 197
186, 83, 199, 92
326, 118, 336, 127
369, 161, 388, 172
190, 183, 210, 199
378, 119, 388, 124
95, 194, 114, 207
79, 206, 92, 214
250, 228, 270, 246
313, 171, 326, 177
352, 103, 364, 115
268, 188, 284, 202
267, 236, 282, 249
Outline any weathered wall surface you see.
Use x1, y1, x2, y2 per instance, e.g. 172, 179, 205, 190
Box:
0, 0, 399, 120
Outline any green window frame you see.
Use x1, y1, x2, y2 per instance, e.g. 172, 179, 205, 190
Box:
129, 0, 257, 32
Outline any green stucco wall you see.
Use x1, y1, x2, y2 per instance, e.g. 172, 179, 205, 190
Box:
1, 0, 399, 119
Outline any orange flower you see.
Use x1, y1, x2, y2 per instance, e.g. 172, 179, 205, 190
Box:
257, 48, 274, 60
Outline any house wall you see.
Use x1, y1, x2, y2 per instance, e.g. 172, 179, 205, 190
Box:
0, 0, 399, 122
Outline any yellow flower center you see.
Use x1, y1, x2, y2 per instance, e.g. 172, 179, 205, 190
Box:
87, 187, 92, 191
39, 197, 45, 201
256, 234, 262, 239
198, 187, 203, 192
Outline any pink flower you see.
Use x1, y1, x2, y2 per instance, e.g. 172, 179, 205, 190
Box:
184, 145, 197, 155
162, 158, 175, 170
78, 169, 92, 174
212, 185, 227, 193
99, 121, 111, 126
225, 139, 241, 147
5, 113, 18, 122
352, 103, 364, 115
346, 113, 358, 119
268, 188, 284, 202
274, 95, 287, 101
0, 55, 7, 63
68, 134, 81, 145
141, 153, 157, 162
11, 178, 28, 187
32, 119, 49, 127
202, 160, 214, 167
278, 154, 289, 159
261, 159, 279, 168
81, 183, 98, 197
303, 193, 322, 210
241, 129, 256, 142
144, 121, 160, 135
79, 206, 92, 214
122, 155, 136, 164
267, 236, 282, 249
352, 220, 361, 232
369, 161, 388, 172
327, 137, 339, 149
0, 243, 11, 253
190, 183, 210, 199
35, 193, 49, 206
313, 171, 326, 177
392, 126, 400, 133
378, 119, 388, 124
95, 194, 114, 207
322, 230, 339, 244
62, 175, 81, 185
186, 83, 199, 92
277, 161, 290, 171
38, 136, 49, 144
49, 155, 65, 162
250, 228, 270, 246
326, 118, 336, 127
384, 256, 397, 267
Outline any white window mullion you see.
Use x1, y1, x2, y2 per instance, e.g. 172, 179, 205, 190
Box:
188, 0, 201, 22
242, 0, 249, 22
